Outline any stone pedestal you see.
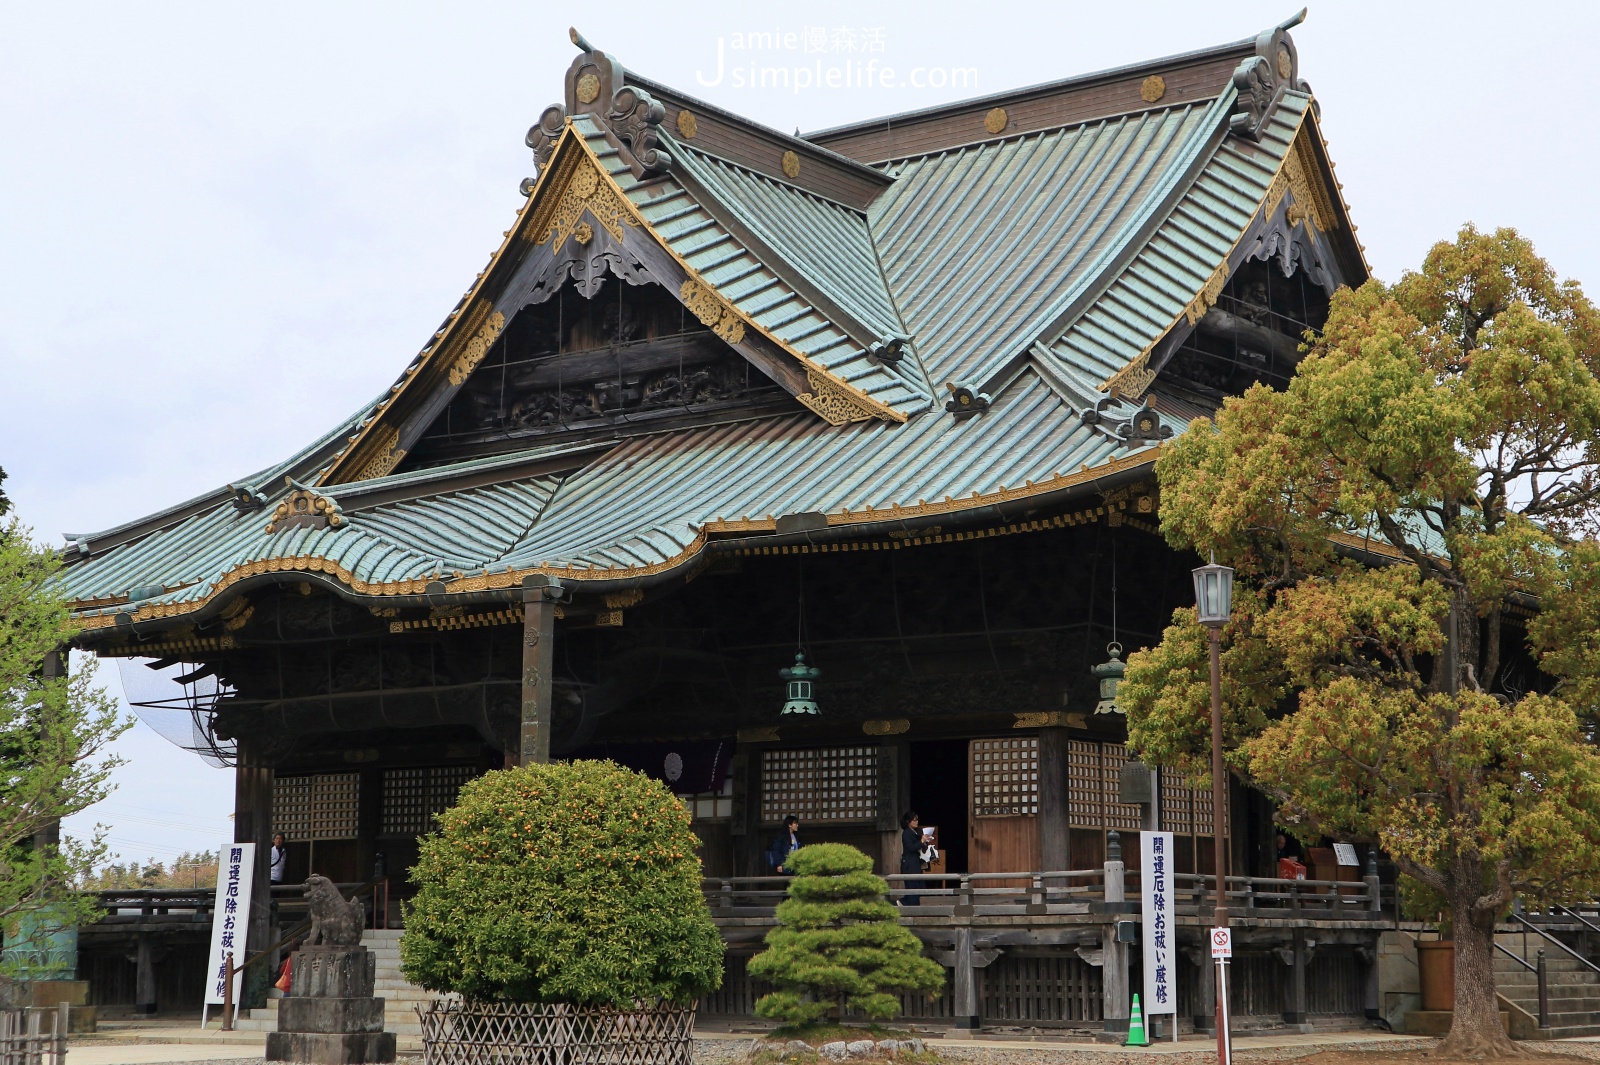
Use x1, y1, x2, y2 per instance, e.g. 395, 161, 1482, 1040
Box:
266, 947, 395, 1065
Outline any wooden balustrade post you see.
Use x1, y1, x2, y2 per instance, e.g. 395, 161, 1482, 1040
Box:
719, 879, 733, 916
1100, 832, 1130, 1039
955, 875, 974, 918
1364, 849, 1382, 914
953, 925, 980, 1030
1027, 875, 1046, 915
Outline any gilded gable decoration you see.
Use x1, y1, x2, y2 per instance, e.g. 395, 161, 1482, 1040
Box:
266, 478, 346, 535
354, 425, 404, 481
447, 308, 508, 386
1264, 137, 1337, 234
797, 369, 876, 426
1102, 348, 1158, 400
1182, 262, 1230, 327
679, 280, 747, 345
538, 157, 638, 252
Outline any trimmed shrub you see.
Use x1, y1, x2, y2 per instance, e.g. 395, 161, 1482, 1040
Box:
400, 759, 723, 1006
748, 844, 944, 1022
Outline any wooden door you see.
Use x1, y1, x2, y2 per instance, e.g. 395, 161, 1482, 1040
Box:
968, 738, 1041, 882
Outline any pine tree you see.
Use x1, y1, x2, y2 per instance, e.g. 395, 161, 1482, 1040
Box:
748, 843, 944, 1024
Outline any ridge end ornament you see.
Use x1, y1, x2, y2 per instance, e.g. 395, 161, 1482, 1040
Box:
525, 103, 568, 180
608, 86, 673, 176
266, 478, 346, 535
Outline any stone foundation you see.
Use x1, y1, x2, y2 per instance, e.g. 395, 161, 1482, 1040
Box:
266, 947, 395, 1064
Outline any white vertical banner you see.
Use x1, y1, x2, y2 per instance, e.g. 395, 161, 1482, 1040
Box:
204, 843, 255, 1007
1141, 830, 1176, 1015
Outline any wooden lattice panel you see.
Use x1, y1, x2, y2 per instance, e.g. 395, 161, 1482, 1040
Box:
273, 773, 359, 841
1160, 770, 1194, 834
1064, 741, 1140, 829
1160, 768, 1227, 836
381, 765, 477, 837
1066, 740, 1101, 826
971, 737, 1039, 817
760, 747, 879, 824
1100, 743, 1141, 831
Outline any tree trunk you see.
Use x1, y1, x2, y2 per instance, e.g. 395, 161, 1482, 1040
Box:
1438, 882, 1523, 1058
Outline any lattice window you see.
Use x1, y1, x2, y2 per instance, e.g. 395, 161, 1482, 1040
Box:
760, 747, 880, 824
381, 765, 478, 837
970, 738, 1039, 817
1160, 767, 1227, 836
274, 773, 359, 841
1064, 741, 1140, 830
1100, 744, 1141, 831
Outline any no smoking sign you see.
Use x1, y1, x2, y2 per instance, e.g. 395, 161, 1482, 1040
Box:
1210, 927, 1233, 959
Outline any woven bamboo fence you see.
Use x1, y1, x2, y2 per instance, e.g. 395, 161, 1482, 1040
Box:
416, 999, 696, 1065
0, 1009, 66, 1065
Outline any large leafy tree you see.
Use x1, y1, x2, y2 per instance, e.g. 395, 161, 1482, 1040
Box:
0, 505, 127, 989
1120, 226, 1600, 1057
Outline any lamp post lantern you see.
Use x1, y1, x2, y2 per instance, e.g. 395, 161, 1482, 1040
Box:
1192, 555, 1234, 1065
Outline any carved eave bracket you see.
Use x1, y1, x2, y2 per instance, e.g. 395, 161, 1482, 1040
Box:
265, 478, 347, 535
1228, 9, 1311, 142
563, 28, 672, 179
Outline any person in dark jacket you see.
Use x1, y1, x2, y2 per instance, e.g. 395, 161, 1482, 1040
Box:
899, 810, 923, 905
767, 814, 801, 873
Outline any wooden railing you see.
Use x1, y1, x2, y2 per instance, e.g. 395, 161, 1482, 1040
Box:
90, 888, 217, 919
701, 867, 1384, 920
90, 879, 391, 929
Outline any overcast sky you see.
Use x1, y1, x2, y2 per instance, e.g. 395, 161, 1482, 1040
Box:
4, 0, 1595, 867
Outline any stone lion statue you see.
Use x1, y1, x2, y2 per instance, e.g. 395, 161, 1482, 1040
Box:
303, 874, 365, 947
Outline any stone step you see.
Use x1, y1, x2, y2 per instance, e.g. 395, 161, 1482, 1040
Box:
1535, 1025, 1600, 1040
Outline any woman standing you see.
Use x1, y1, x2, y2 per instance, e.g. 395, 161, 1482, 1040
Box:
899, 811, 922, 906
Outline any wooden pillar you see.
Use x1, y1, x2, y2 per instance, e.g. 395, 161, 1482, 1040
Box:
1100, 834, 1130, 1036
953, 925, 979, 1029
1189, 944, 1215, 1032
519, 577, 562, 766
232, 738, 273, 1010
1038, 727, 1068, 873
134, 933, 156, 1015
1284, 928, 1309, 1024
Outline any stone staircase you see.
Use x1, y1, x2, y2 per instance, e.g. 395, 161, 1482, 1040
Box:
233, 929, 431, 1050
1494, 930, 1600, 1038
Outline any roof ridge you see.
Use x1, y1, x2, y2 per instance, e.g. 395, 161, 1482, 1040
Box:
802, 34, 1255, 143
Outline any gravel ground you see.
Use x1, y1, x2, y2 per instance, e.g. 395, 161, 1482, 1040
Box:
120, 1037, 1600, 1065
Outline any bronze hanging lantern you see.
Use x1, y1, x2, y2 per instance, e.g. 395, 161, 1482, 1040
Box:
1093, 642, 1126, 715
779, 651, 821, 716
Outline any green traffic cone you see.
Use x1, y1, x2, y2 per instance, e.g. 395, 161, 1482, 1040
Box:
1126, 992, 1149, 1046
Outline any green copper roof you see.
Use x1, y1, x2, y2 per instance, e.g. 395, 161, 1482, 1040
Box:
60, 368, 1156, 619
869, 99, 1217, 389
58, 26, 1365, 632
1042, 92, 1312, 391
578, 118, 932, 415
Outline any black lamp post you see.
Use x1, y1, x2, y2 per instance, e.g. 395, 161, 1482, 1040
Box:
1192, 555, 1233, 1063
